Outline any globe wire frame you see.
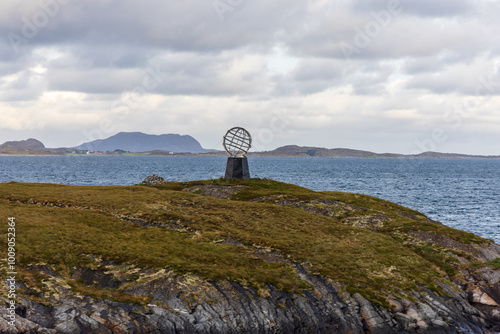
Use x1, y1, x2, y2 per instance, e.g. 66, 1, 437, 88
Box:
223, 127, 252, 157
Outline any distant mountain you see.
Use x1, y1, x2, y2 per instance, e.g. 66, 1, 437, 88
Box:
74, 132, 209, 153
256, 145, 500, 158
0, 138, 51, 154
1, 137, 498, 158
256, 145, 401, 157
0, 138, 45, 150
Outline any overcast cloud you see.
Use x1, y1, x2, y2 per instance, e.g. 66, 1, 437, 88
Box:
1, 0, 499, 154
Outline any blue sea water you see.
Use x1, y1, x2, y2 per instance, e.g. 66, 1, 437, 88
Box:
0, 155, 499, 243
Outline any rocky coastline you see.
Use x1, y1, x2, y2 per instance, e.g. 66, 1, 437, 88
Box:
1, 177, 499, 333
1, 254, 500, 333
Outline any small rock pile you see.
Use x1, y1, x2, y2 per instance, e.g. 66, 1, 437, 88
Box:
139, 174, 167, 185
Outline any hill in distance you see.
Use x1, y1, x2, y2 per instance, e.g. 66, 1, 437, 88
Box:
74, 131, 209, 153
0, 138, 48, 154
0, 138, 45, 150
1, 137, 499, 157
256, 145, 500, 158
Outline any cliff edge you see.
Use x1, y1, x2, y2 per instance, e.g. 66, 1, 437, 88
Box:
0, 178, 499, 333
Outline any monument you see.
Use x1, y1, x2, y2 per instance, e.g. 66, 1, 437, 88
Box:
223, 127, 251, 179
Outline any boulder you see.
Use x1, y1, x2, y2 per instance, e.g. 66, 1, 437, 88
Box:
139, 174, 167, 185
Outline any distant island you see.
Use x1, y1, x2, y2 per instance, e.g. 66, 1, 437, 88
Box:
75, 131, 210, 153
253, 145, 500, 159
0, 138, 51, 155
1, 133, 499, 158
0, 132, 211, 155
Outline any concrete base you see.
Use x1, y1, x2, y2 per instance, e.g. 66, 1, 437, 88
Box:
225, 157, 250, 179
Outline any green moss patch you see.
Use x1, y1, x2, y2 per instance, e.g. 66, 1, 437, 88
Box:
0, 179, 494, 306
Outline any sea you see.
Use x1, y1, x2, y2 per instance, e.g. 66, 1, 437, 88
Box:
1, 155, 499, 244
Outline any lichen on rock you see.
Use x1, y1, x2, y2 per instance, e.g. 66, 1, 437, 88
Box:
139, 174, 167, 185
0, 178, 499, 333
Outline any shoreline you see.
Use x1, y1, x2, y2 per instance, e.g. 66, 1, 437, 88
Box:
1, 153, 500, 159
0, 179, 499, 332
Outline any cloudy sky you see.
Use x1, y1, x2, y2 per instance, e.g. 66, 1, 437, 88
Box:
1, 0, 499, 154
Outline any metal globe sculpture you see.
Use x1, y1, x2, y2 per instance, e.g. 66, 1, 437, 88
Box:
223, 127, 252, 157
223, 127, 251, 179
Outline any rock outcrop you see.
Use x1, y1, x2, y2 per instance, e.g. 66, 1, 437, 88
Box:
1, 179, 499, 333
1, 259, 499, 333
139, 174, 167, 185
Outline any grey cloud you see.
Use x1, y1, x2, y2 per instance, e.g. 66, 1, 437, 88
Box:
405, 63, 500, 96
283, 1, 490, 63
289, 16, 486, 60
53, 45, 151, 69
402, 53, 464, 74
0, 67, 46, 102
347, 63, 394, 95
0, 41, 19, 62
402, 0, 473, 17
292, 59, 345, 81
5, 69, 36, 90
42, 50, 277, 97
351, 0, 473, 17
271, 58, 395, 96
0, 89, 42, 102
0, 0, 295, 52
46, 68, 143, 94
0, 60, 25, 77
151, 54, 274, 97
280, 58, 346, 95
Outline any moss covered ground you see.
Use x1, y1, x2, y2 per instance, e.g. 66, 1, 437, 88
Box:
0, 178, 496, 306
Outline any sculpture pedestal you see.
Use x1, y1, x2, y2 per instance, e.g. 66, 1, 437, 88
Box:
225, 157, 250, 179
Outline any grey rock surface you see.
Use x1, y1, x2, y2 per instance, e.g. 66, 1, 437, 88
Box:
139, 174, 167, 186
1, 257, 499, 333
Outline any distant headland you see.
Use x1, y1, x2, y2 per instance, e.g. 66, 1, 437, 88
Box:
1, 132, 499, 158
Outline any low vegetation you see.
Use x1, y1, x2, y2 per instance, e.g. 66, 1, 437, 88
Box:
0, 178, 495, 306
